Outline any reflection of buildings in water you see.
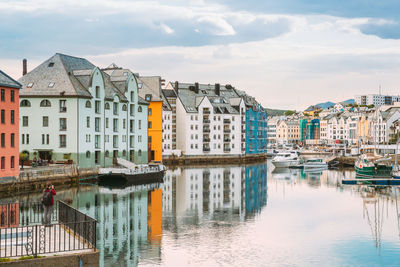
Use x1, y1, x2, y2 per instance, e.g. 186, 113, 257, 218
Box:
162, 164, 268, 223
74, 184, 162, 267
271, 168, 298, 180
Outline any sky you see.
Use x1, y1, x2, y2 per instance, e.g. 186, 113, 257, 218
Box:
1, 0, 400, 110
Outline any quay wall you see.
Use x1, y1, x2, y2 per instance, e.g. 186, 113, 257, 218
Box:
163, 154, 267, 166
0, 251, 99, 267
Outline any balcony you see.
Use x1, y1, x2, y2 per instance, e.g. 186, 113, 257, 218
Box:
241, 128, 246, 133
203, 128, 211, 133
203, 137, 210, 142
203, 119, 210, 124
241, 138, 246, 142
223, 119, 231, 124
203, 110, 210, 114
223, 128, 231, 133
224, 138, 231, 142
223, 147, 231, 152
203, 146, 210, 152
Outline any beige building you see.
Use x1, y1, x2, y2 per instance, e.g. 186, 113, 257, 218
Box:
276, 120, 300, 144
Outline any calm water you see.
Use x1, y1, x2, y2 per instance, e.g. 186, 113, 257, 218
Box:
10, 161, 400, 266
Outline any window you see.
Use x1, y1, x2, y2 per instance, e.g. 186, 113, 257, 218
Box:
59, 135, 66, 147
138, 150, 142, 156
95, 86, 100, 98
86, 151, 91, 158
130, 92, 134, 102
122, 104, 127, 111
113, 103, 118, 115
95, 101, 101, 114
59, 100, 67, 112
106, 118, 109, 128
39, 99, 52, 107
122, 119, 126, 129
149, 108, 152, 115
105, 102, 110, 110
95, 118, 101, 132
0, 157, 4, 169
148, 136, 152, 143
22, 116, 28, 127
42, 134, 45, 145
43, 116, 49, 127
26, 134, 29, 144
113, 135, 118, 148
48, 82, 55, 88
0, 110, 4, 124
46, 134, 49, 144
10, 133, 14, 147
10, 156, 14, 169
138, 135, 142, 142
48, 62, 54, 67
10, 110, 14, 124
59, 118, 67, 131
138, 106, 142, 112
20, 100, 31, 107
148, 121, 152, 129
0, 89, 4, 101
130, 104, 135, 116
85, 101, 91, 108
1, 133, 4, 147
113, 119, 118, 132
27, 82, 34, 88
145, 94, 152, 101
95, 135, 100, 149
10, 90, 14, 102
86, 117, 90, 128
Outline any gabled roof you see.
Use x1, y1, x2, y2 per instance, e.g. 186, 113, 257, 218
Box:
0, 70, 21, 89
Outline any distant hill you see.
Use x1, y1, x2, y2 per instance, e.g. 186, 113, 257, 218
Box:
315, 101, 335, 109
265, 108, 288, 116
341, 99, 355, 105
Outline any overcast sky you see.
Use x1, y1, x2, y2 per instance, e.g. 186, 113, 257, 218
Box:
1, 0, 400, 110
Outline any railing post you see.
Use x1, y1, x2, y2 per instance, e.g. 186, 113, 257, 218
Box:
34, 225, 37, 258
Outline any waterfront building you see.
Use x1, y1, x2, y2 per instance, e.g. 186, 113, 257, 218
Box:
0, 70, 21, 179
299, 118, 320, 145
161, 89, 177, 157
18, 54, 148, 167
166, 82, 246, 156
276, 119, 299, 145
236, 91, 267, 154
104, 65, 163, 162
370, 108, 400, 144
267, 116, 279, 145
355, 94, 400, 107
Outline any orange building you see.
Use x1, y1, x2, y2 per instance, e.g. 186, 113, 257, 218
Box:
0, 70, 21, 179
138, 77, 163, 162
147, 188, 162, 242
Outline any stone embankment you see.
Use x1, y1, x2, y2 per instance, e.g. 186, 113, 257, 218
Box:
163, 154, 267, 166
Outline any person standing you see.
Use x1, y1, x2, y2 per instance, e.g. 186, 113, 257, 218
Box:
42, 183, 56, 226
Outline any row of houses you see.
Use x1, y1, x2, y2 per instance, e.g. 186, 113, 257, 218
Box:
269, 103, 400, 146
0, 53, 268, 179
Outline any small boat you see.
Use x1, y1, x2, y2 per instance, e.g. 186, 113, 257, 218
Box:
355, 154, 392, 179
271, 151, 300, 168
303, 158, 328, 170
98, 158, 165, 187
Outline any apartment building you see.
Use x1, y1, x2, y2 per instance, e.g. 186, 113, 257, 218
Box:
0, 70, 21, 179
18, 53, 148, 168
355, 94, 400, 106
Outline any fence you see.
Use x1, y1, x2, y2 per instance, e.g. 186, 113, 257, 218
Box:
0, 201, 96, 258
18, 165, 79, 182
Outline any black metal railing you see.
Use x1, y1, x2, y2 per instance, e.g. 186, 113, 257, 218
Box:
0, 201, 96, 258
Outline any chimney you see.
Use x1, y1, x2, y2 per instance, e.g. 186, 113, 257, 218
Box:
215, 83, 220, 96
22, 59, 27, 76
174, 81, 179, 93
194, 82, 199, 94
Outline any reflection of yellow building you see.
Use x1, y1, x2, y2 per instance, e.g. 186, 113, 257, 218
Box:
139, 77, 163, 162
148, 188, 163, 242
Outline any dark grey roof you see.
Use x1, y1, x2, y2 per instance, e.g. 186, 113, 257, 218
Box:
138, 96, 149, 105
176, 82, 241, 114
162, 89, 176, 98
0, 70, 21, 89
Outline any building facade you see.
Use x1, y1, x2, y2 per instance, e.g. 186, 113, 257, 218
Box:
0, 70, 21, 179
18, 54, 148, 168
355, 94, 400, 106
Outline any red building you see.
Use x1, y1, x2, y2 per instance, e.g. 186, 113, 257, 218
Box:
0, 70, 21, 179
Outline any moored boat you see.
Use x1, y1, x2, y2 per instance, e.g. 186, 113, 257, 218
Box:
271, 151, 300, 168
355, 154, 392, 179
303, 158, 328, 170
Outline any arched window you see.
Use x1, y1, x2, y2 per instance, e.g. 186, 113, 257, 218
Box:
105, 150, 109, 157
40, 99, 51, 107
86, 151, 91, 158
85, 101, 91, 108
105, 102, 110, 110
20, 100, 31, 107
122, 104, 127, 111
138, 106, 142, 112
138, 150, 142, 156
122, 150, 127, 157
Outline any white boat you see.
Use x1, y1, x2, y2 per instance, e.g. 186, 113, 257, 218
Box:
303, 158, 328, 170
271, 151, 300, 168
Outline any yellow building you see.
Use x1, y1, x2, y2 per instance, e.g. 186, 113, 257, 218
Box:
138, 77, 164, 162
358, 113, 372, 144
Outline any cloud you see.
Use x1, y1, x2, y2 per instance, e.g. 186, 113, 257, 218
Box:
160, 23, 175, 34
359, 19, 400, 39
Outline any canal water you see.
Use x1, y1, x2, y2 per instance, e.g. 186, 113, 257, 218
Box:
10, 160, 400, 266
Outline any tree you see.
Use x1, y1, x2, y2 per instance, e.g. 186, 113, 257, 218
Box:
284, 110, 295, 116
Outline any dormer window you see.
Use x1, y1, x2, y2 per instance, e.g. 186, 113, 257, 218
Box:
27, 83, 34, 88
138, 83, 143, 89
145, 94, 152, 101
48, 62, 54, 67
48, 82, 55, 88
123, 72, 128, 76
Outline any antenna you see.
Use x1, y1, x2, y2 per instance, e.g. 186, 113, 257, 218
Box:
379, 85, 381, 95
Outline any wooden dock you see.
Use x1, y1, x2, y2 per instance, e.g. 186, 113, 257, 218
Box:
342, 179, 400, 186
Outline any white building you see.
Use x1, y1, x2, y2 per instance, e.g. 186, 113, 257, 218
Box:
18, 53, 149, 167
355, 94, 400, 107
166, 82, 246, 156
267, 116, 279, 145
